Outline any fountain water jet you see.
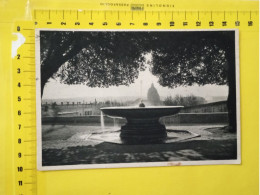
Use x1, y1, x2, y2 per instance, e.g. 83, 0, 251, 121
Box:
100, 111, 105, 130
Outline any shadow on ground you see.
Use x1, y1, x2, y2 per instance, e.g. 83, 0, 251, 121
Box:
41, 124, 237, 166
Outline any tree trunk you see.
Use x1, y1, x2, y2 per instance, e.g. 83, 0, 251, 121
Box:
40, 59, 60, 98
226, 44, 237, 132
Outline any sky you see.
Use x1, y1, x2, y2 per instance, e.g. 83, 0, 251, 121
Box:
42, 67, 228, 100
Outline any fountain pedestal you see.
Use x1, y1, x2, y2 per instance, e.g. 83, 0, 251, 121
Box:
120, 118, 167, 142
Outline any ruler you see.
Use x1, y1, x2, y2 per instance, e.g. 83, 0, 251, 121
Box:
13, 9, 258, 195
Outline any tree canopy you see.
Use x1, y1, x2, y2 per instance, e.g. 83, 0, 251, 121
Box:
40, 31, 234, 90
40, 31, 150, 90
40, 30, 237, 130
148, 31, 231, 88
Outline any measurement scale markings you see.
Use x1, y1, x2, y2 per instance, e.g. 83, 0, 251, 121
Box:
27, 63, 36, 66
24, 154, 36, 156
23, 112, 36, 114
23, 98, 34, 101
23, 84, 35, 86
24, 182, 36, 185
23, 56, 35, 58
24, 125, 36, 128
24, 168, 36, 171
14, 10, 258, 195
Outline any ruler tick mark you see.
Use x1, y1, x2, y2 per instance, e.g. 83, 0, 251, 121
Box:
24, 154, 36, 156
24, 112, 36, 114
23, 84, 35, 87
23, 98, 34, 101
24, 168, 36, 170
24, 125, 36, 128
24, 182, 36, 185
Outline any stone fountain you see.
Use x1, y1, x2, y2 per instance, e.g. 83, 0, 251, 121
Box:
101, 104, 182, 143
87, 102, 200, 144
91, 101, 201, 145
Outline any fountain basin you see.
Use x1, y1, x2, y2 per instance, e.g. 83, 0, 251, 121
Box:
101, 106, 183, 143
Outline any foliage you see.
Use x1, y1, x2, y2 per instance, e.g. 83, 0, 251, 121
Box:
40, 31, 234, 90
147, 31, 233, 88
40, 31, 149, 92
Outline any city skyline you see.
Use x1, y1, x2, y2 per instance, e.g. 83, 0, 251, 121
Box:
42, 67, 228, 100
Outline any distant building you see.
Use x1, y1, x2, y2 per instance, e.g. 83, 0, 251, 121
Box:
147, 83, 161, 105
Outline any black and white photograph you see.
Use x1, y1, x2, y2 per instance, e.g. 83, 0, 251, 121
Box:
36, 29, 240, 170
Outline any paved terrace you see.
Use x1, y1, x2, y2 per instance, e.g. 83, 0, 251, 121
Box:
42, 124, 237, 166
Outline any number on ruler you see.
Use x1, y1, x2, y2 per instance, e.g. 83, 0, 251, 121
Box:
18, 152, 22, 158
17, 167, 23, 172
17, 54, 20, 59
18, 180, 23, 186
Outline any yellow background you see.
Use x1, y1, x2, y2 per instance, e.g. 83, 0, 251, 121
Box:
0, 0, 259, 194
